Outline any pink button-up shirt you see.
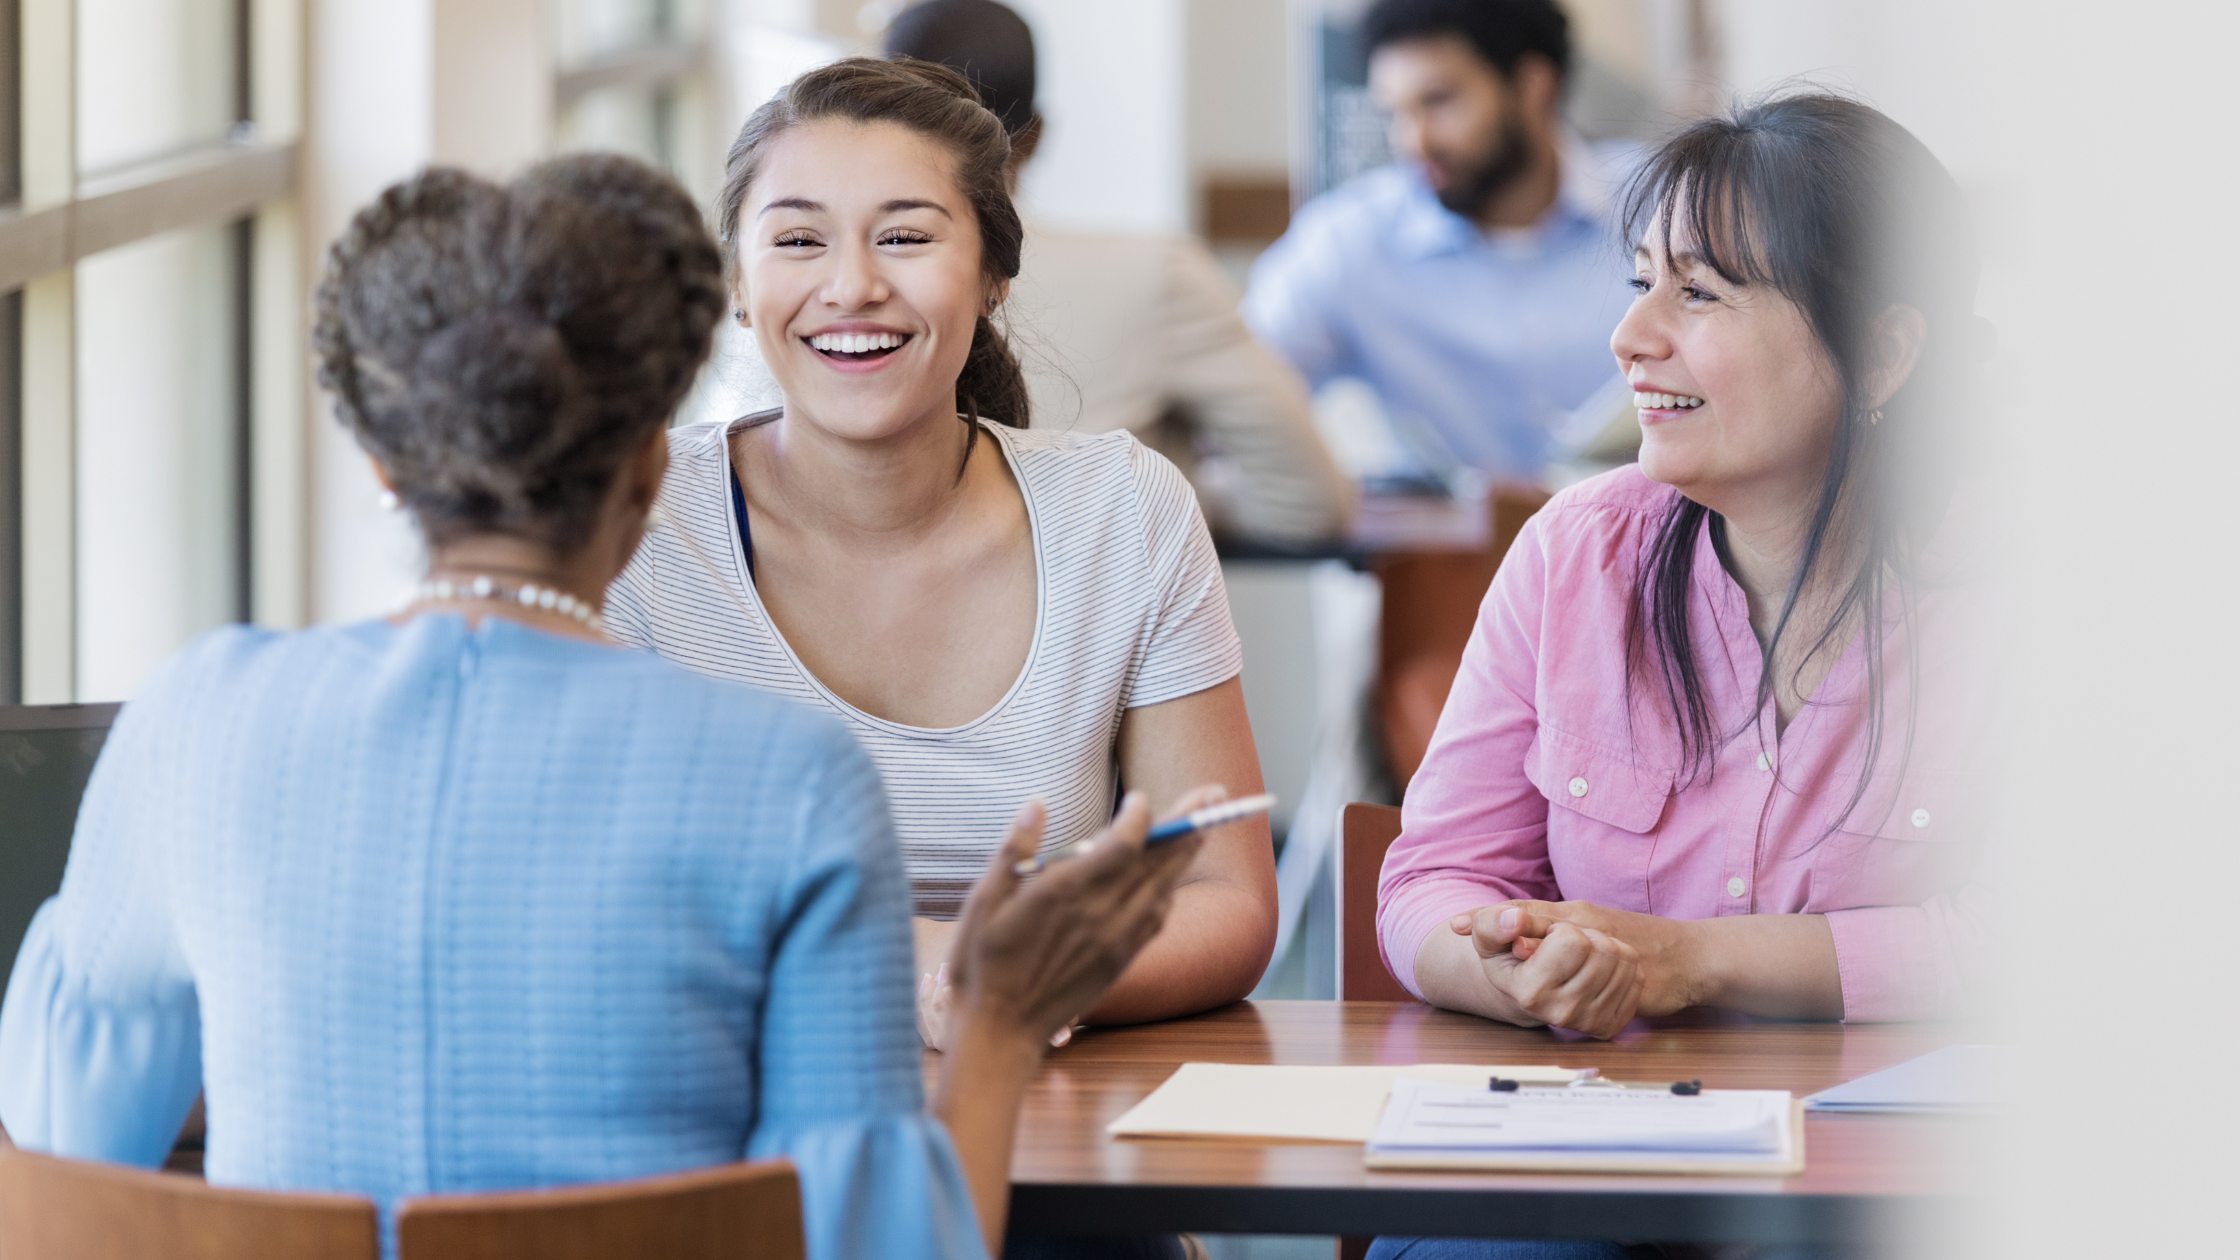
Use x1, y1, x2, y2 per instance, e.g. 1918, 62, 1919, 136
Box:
1377, 466, 1993, 1023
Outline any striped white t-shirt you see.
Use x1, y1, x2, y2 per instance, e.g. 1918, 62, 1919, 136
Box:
607, 415, 1245, 918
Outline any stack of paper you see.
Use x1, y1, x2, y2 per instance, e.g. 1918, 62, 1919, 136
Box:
1805, 1044, 2000, 1114
1365, 1078, 1804, 1175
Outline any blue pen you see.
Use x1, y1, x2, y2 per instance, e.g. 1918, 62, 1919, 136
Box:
1012, 794, 1277, 875
1146, 793, 1277, 844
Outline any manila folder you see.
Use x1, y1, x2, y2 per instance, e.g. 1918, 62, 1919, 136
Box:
1105, 1063, 1580, 1144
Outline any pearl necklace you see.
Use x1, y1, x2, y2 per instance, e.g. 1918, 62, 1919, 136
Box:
413, 574, 606, 634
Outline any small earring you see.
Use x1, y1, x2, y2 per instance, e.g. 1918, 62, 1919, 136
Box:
377, 489, 400, 511
732, 308, 746, 323
1868, 408, 1884, 427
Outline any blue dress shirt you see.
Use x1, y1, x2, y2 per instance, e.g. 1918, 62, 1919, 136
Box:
0, 614, 984, 1260
1242, 145, 1639, 480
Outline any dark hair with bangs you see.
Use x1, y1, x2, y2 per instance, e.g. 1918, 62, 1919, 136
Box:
1620, 92, 1985, 828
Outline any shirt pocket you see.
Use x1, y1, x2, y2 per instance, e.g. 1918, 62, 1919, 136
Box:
1528, 725, 1674, 834
1526, 725, 1672, 904
1810, 769, 1975, 911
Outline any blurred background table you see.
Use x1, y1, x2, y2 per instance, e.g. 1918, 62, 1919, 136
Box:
937, 1001, 1981, 1248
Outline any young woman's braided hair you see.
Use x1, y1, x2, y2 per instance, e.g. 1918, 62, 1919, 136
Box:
313, 154, 726, 551
714, 56, 1031, 435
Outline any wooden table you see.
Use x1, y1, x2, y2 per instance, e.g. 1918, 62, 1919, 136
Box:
943, 1001, 1980, 1246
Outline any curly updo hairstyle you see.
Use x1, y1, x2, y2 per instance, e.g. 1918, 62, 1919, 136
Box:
314, 154, 726, 552
714, 56, 1030, 433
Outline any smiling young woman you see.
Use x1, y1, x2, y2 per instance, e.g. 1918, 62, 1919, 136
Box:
604, 59, 1278, 1043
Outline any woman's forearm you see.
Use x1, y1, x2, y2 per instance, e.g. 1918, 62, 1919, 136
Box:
1684, 913, 1843, 1019
1409, 923, 1542, 1026
1081, 877, 1275, 1025
930, 1017, 1044, 1258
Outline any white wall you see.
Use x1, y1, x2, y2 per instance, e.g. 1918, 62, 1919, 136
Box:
1186, 0, 1291, 186
1714, 0, 1993, 174
1008, 0, 1189, 234
1697, 3, 2240, 1258
304, 0, 554, 625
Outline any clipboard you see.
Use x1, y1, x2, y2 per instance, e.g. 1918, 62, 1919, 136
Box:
1363, 1098, 1807, 1176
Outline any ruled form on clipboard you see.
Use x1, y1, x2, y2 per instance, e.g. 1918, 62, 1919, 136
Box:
1364, 1078, 1806, 1176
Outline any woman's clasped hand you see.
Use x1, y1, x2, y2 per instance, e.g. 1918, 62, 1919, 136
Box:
1443, 897, 1848, 1038
1446, 901, 1701, 1039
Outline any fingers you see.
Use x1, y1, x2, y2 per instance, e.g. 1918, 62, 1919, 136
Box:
916, 965, 953, 1052
960, 799, 1047, 923
998, 798, 1049, 876
945, 789, 1206, 1049
1491, 922, 1642, 1040
1449, 901, 1584, 960
1502, 901, 1566, 939
1556, 926, 1640, 1039
1454, 904, 1534, 959
1049, 792, 1152, 883
949, 799, 1048, 996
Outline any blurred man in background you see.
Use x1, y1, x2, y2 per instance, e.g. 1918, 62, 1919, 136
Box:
1243, 0, 1636, 484
887, 0, 1355, 549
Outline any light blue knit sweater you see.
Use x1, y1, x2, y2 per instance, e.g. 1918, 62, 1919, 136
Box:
0, 614, 983, 1259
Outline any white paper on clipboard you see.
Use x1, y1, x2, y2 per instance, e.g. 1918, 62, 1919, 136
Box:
1365, 1078, 1805, 1176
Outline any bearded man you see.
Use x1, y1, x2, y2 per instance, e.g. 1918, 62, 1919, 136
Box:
1244, 0, 1638, 482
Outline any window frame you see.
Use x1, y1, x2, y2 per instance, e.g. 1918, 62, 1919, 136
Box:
1, 0, 303, 703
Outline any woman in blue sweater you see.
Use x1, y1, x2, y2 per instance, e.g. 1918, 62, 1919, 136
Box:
0, 156, 1203, 1260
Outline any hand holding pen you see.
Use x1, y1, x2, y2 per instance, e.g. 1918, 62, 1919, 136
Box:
1008, 791, 1277, 877
919, 786, 1259, 1052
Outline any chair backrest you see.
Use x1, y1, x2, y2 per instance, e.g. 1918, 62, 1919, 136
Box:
1373, 486, 1550, 788
395, 1159, 803, 1260
0, 1147, 379, 1260
0, 703, 120, 983
1336, 803, 1412, 1001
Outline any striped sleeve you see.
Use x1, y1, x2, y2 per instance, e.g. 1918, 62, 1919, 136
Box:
1122, 439, 1244, 708
603, 546, 656, 651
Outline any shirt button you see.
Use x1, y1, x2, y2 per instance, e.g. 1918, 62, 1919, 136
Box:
1568, 776, 1589, 798
1911, 808, 1931, 829
1755, 752, 1771, 771
1726, 876, 1746, 898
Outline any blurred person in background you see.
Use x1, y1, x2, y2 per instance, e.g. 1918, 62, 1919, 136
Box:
885, 0, 1355, 549
1244, 0, 1636, 483
1372, 92, 1995, 1257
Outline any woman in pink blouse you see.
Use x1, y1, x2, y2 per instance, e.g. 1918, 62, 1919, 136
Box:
1379, 92, 1995, 1046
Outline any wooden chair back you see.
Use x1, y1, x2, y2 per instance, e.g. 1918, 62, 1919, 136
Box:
0, 1146, 379, 1260
395, 1159, 803, 1260
1373, 485, 1550, 787
1336, 802, 1412, 1002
